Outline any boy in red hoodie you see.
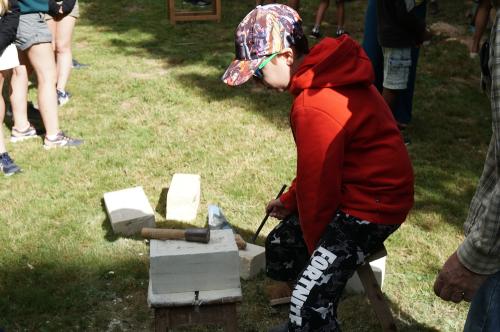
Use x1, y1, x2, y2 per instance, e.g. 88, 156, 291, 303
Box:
222, 4, 414, 331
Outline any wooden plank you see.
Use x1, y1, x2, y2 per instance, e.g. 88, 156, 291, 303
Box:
357, 263, 398, 332
269, 296, 291, 306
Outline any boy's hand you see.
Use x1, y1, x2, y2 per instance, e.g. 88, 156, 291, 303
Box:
266, 199, 292, 220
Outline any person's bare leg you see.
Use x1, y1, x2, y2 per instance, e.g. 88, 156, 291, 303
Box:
9, 52, 30, 132
382, 88, 398, 113
0, 73, 7, 153
53, 16, 76, 92
288, 0, 299, 9
313, 0, 329, 30
336, 0, 345, 34
26, 43, 59, 136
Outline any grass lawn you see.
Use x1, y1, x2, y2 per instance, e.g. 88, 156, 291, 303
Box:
0, 0, 491, 331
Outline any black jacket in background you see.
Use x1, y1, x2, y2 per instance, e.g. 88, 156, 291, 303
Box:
376, 0, 427, 48
0, 0, 20, 56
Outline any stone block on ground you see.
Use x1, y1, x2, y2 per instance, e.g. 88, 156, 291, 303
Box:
149, 229, 240, 295
104, 186, 155, 236
345, 256, 386, 294
166, 173, 201, 222
239, 243, 265, 280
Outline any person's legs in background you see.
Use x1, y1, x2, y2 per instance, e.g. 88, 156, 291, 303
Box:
47, 14, 76, 106
310, 0, 330, 39
392, 4, 426, 130
24, 43, 59, 137
0, 70, 21, 176
9, 51, 36, 142
335, 0, 345, 36
363, 0, 426, 145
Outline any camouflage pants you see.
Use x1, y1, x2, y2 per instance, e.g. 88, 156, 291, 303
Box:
265, 211, 400, 332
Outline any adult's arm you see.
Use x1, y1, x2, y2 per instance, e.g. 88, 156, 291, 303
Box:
0, 0, 19, 55
289, 106, 345, 253
457, 139, 500, 275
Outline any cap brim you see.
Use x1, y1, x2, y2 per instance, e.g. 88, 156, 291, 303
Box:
222, 58, 261, 86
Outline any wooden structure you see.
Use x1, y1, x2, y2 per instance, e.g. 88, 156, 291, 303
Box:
149, 285, 242, 332
357, 247, 398, 332
167, 0, 222, 25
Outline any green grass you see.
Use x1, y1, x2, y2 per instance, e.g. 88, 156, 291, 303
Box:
0, 0, 490, 331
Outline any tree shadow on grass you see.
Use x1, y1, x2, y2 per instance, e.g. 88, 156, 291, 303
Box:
0, 257, 445, 331
0, 258, 152, 331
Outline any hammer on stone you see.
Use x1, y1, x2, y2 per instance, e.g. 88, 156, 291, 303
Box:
141, 227, 210, 243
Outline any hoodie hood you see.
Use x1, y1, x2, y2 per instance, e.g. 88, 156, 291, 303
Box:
289, 35, 374, 95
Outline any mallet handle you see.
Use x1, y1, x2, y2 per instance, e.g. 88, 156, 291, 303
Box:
141, 228, 185, 240
251, 184, 287, 243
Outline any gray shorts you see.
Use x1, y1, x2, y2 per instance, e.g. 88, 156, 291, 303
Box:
382, 47, 412, 90
15, 13, 53, 51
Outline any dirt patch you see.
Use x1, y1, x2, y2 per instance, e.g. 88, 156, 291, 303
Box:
430, 22, 465, 38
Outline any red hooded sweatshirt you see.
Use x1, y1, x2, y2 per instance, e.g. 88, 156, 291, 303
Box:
279, 35, 414, 253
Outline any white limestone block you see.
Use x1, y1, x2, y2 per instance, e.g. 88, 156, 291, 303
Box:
147, 281, 242, 307
239, 243, 265, 280
345, 256, 386, 294
104, 186, 155, 236
166, 173, 201, 222
149, 229, 241, 295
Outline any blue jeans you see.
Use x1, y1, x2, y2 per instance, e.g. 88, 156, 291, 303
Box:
362, 0, 426, 125
464, 270, 500, 332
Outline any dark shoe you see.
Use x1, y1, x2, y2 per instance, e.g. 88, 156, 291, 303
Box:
44, 131, 84, 149
400, 129, 411, 146
0, 152, 21, 176
336, 27, 348, 37
309, 27, 321, 39
57, 89, 71, 106
72, 59, 89, 69
269, 322, 289, 332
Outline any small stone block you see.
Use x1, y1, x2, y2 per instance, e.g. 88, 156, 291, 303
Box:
239, 243, 265, 280
104, 186, 155, 236
345, 256, 386, 294
166, 173, 201, 222
150, 229, 240, 295
147, 281, 242, 307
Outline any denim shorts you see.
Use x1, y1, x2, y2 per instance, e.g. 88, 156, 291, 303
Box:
382, 47, 412, 90
15, 13, 53, 51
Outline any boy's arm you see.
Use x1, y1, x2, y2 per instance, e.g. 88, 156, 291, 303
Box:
394, 0, 427, 45
291, 106, 345, 253
0, 0, 19, 55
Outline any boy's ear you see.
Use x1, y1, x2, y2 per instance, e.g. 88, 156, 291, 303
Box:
280, 48, 295, 66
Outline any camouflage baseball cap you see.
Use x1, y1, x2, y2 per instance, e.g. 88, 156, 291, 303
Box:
221, 4, 304, 86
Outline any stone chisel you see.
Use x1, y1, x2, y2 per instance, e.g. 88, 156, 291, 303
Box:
251, 184, 287, 243
141, 227, 210, 243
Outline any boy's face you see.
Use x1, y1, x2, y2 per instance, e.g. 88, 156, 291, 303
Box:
256, 49, 294, 92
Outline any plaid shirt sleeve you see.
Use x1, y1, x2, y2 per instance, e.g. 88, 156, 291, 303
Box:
457, 10, 500, 275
